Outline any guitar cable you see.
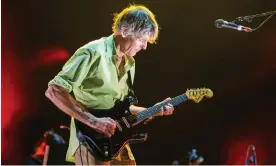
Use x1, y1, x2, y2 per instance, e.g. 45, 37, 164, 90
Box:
78, 140, 90, 165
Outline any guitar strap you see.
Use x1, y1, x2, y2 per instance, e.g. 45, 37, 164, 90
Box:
127, 70, 138, 104
127, 70, 133, 90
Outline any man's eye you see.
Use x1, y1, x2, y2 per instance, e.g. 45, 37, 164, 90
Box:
140, 39, 146, 42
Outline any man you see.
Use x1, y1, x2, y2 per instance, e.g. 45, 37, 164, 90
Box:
45, 4, 174, 165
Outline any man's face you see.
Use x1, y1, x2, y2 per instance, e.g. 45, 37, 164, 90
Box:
123, 33, 150, 57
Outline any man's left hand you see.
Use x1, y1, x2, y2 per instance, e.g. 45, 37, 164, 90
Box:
143, 98, 175, 124
155, 97, 175, 116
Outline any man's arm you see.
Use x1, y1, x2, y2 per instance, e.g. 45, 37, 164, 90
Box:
129, 105, 147, 114
129, 98, 175, 124
45, 84, 116, 137
130, 97, 175, 116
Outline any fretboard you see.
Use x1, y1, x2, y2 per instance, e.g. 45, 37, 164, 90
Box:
136, 93, 188, 122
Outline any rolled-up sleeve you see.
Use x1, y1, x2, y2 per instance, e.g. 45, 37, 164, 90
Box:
48, 48, 99, 92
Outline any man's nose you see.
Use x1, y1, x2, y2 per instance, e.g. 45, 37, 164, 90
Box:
142, 42, 147, 50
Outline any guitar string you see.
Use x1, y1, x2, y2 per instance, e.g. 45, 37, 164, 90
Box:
128, 95, 184, 122
122, 90, 208, 125
135, 95, 188, 121
125, 94, 188, 122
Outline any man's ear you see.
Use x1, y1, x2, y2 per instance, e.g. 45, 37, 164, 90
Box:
121, 28, 129, 38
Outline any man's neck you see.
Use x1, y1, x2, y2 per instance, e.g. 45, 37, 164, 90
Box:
114, 34, 126, 66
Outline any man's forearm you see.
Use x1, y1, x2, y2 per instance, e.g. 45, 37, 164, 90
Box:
129, 105, 147, 114
45, 84, 98, 128
130, 104, 164, 117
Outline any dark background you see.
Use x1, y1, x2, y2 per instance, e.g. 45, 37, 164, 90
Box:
2, 0, 276, 164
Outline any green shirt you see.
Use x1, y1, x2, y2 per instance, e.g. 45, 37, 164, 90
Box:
49, 34, 135, 162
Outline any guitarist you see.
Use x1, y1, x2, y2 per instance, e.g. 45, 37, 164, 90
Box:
45, 4, 175, 165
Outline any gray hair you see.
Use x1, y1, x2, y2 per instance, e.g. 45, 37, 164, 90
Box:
112, 4, 159, 44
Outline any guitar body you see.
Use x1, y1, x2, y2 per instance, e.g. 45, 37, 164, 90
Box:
74, 99, 147, 161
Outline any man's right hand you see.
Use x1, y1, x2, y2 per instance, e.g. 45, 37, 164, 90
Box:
45, 85, 117, 137
91, 117, 117, 137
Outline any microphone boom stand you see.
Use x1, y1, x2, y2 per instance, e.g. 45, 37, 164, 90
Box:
233, 10, 276, 32
245, 145, 257, 165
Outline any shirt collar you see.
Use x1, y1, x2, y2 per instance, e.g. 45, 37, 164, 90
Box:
104, 34, 116, 57
105, 34, 135, 68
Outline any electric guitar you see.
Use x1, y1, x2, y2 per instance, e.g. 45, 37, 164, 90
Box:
75, 88, 213, 161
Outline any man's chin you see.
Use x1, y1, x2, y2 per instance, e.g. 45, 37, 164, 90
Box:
128, 53, 137, 57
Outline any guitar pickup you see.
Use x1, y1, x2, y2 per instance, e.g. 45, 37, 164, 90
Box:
115, 121, 123, 132
121, 117, 131, 128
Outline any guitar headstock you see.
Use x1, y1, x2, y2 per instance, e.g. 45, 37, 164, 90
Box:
185, 88, 213, 103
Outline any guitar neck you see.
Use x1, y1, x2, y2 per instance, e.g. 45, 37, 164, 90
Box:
136, 93, 189, 122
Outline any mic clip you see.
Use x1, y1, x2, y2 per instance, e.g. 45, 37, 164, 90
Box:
234, 16, 252, 23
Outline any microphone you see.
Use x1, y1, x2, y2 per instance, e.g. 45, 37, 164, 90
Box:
215, 19, 253, 32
